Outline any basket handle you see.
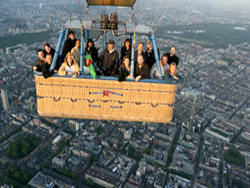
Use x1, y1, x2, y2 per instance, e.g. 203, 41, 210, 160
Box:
37, 95, 44, 99
151, 103, 158, 108
118, 101, 125, 104
53, 97, 61, 102
167, 103, 174, 107
71, 98, 77, 103
87, 99, 95, 103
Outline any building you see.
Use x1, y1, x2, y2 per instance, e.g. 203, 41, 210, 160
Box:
53, 135, 62, 144
68, 120, 79, 131
28, 172, 55, 188
124, 128, 133, 140
1, 88, 9, 112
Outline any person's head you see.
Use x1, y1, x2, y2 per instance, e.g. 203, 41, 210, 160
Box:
75, 39, 80, 48
121, 56, 130, 70
147, 40, 152, 49
84, 54, 93, 66
69, 30, 75, 40
124, 38, 131, 50
87, 38, 94, 48
161, 54, 168, 66
46, 53, 52, 64
170, 46, 176, 56
37, 49, 44, 60
108, 39, 114, 51
168, 62, 177, 75
137, 54, 144, 66
44, 43, 51, 53
138, 42, 144, 52
64, 53, 76, 66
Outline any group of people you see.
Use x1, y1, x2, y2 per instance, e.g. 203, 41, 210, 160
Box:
32, 30, 183, 83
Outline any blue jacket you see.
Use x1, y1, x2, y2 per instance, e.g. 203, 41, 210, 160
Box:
164, 71, 184, 83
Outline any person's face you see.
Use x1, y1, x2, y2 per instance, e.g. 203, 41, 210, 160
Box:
46, 55, 52, 64
88, 41, 93, 47
45, 46, 51, 53
124, 58, 130, 67
147, 42, 152, 49
170, 65, 176, 74
69, 33, 75, 40
162, 56, 168, 66
138, 43, 143, 52
170, 47, 175, 56
76, 40, 80, 48
125, 41, 130, 49
137, 55, 144, 66
38, 51, 44, 60
108, 43, 114, 51
67, 56, 73, 65
86, 59, 91, 64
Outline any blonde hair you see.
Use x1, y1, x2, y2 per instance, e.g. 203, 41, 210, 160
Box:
168, 63, 177, 75
64, 52, 77, 66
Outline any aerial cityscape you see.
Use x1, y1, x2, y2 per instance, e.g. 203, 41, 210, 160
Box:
0, 0, 250, 188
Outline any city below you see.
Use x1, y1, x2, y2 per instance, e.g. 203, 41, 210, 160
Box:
0, 0, 250, 188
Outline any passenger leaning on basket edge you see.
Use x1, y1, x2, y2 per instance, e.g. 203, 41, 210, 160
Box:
164, 62, 184, 83
84, 54, 97, 79
58, 52, 80, 78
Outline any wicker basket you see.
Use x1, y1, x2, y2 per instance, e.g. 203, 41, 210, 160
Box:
35, 74, 177, 123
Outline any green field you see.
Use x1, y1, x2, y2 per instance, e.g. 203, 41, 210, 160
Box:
155, 23, 250, 49
0, 30, 59, 50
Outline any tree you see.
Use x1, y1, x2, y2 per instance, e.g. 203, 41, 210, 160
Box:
61, 167, 68, 176
41, 147, 46, 153
93, 155, 99, 162
86, 178, 93, 186
22, 147, 28, 155
70, 171, 77, 180
4, 162, 8, 169
22, 173, 30, 183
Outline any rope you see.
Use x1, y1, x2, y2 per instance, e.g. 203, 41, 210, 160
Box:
71, 0, 81, 19
132, 0, 151, 21
61, 0, 71, 21
77, 0, 94, 20
53, 0, 65, 18
149, 0, 166, 27
50, 0, 64, 26
153, 0, 173, 34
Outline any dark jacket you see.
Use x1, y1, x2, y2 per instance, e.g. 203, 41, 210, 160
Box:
135, 51, 148, 65
44, 48, 60, 70
32, 58, 45, 72
42, 62, 54, 79
120, 46, 131, 62
63, 38, 77, 57
134, 62, 150, 80
164, 53, 179, 66
118, 67, 130, 82
98, 48, 119, 74
145, 47, 160, 69
163, 71, 184, 83
85, 46, 98, 62
44, 48, 55, 59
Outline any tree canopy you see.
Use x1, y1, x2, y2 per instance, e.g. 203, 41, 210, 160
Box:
223, 148, 244, 165
6, 134, 39, 158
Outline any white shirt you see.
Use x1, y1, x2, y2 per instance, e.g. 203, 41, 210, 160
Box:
65, 65, 75, 73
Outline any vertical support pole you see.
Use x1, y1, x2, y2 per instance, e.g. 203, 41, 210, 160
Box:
149, 33, 162, 79
130, 31, 135, 77
59, 28, 69, 56
50, 29, 66, 70
80, 25, 85, 73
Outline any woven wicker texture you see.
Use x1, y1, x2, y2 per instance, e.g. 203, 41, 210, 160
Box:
35, 75, 177, 123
